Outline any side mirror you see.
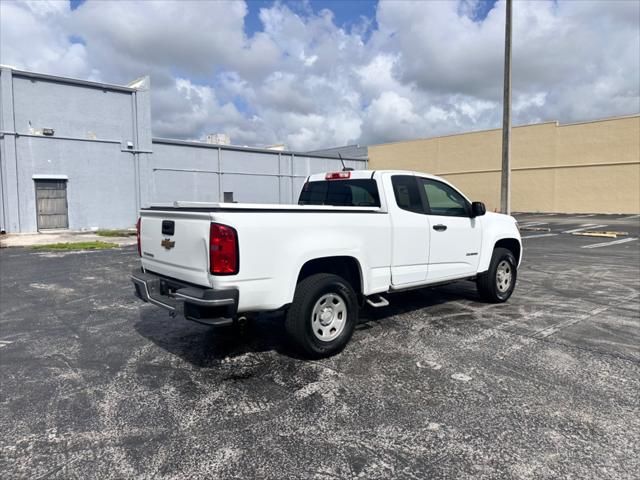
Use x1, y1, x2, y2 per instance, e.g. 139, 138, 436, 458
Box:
471, 201, 486, 217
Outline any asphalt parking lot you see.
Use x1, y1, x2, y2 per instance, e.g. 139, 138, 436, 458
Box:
1, 213, 639, 479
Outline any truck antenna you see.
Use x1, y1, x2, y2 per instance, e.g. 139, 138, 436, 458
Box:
339, 153, 354, 172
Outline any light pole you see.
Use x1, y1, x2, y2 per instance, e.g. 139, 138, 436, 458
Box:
500, 0, 512, 214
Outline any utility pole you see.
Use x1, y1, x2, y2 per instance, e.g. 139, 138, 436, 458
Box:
500, 0, 512, 214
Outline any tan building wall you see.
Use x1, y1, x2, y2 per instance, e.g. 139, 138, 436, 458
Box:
368, 115, 640, 214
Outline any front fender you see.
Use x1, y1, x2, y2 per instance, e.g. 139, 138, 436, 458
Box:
477, 213, 522, 272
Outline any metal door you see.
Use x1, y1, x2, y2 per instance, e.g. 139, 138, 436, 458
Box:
35, 180, 69, 230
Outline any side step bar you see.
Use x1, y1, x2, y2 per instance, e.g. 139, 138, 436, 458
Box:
366, 294, 389, 308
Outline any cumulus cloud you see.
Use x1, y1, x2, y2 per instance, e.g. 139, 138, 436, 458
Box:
1, 0, 638, 150
0, 1, 94, 79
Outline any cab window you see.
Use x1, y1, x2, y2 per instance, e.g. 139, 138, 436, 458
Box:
420, 179, 469, 217
391, 175, 424, 214
299, 179, 380, 207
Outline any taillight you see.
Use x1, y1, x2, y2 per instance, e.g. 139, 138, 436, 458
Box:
325, 171, 351, 180
209, 223, 238, 275
136, 217, 141, 256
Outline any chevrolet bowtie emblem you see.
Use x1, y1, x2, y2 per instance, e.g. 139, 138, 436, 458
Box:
161, 238, 175, 250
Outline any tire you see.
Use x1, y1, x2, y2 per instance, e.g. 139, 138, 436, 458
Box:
476, 247, 517, 303
285, 273, 358, 358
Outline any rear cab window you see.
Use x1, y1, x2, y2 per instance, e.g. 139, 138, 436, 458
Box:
299, 179, 381, 207
391, 175, 424, 213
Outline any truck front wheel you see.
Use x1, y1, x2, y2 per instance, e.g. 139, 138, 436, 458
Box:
476, 247, 517, 303
286, 273, 358, 358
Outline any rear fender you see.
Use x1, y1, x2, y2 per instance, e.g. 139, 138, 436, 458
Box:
287, 254, 366, 304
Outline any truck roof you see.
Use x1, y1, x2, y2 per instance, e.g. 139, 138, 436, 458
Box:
306, 169, 441, 182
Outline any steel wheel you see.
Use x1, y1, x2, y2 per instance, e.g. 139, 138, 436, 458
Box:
311, 293, 347, 342
286, 273, 358, 358
496, 259, 513, 293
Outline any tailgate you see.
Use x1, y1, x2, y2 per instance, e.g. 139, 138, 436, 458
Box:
139, 210, 213, 287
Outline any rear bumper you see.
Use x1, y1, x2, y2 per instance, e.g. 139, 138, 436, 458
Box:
130, 268, 239, 326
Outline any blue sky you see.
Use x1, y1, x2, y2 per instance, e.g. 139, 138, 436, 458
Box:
71, 1, 379, 25
473, 0, 498, 20
3, 1, 638, 149
70, 0, 499, 36
244, 1, 379, 35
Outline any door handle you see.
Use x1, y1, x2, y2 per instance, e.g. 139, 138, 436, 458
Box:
433, 224, 447, 232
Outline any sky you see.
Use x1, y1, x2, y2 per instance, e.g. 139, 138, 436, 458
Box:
1, 0, 638, 150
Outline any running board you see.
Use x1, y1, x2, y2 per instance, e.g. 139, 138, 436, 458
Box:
366, 294, 390, 308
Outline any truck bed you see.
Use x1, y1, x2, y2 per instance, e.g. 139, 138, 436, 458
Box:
139, 202, 392, 309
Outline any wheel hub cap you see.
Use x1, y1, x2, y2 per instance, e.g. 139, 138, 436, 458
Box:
496, 260, 513, 293
319, 308, 333, 325
311, 293, 347, 342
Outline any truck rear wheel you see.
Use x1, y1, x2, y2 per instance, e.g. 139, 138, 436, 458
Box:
476, 247, 517, 303
286, 273, 358, 358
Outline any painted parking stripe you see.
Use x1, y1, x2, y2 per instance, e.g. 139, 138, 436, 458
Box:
562, 224, 607, 234
519, 221, 548, 227
620, 214, 640, 220
576, 214, 596, 218
532, 291, 639, 339
521, 233, 558, 239
581, 237, 638, 249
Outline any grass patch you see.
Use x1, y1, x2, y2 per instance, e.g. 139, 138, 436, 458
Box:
96, 229, 135, 237
32, 241, 117, 251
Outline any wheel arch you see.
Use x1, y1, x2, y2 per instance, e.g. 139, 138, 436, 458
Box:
478, 236, 522, 273
295, 256, 364, 298
495, 238, 522, 266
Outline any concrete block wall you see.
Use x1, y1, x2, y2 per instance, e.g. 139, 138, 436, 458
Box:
149, 140, 363, 206
0, 68, 366, 233
0, 68, 151, 232
368, 115, 640, 214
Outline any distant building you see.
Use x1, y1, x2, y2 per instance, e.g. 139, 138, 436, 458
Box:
368, 115, 640, 214
205, 133, 231, 145
306, 144, 368, 160
264, 144, 287, 151
0, 67, 367, 233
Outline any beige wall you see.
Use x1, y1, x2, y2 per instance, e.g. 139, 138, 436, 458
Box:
369, 115, 640, 214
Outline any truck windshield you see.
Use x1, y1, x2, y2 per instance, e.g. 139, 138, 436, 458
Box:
298, 179, 381, 207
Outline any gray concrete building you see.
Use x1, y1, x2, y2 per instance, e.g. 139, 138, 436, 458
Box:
0, 67, 366, 233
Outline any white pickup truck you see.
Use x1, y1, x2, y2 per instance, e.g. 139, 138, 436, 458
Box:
132, 170, 521, 358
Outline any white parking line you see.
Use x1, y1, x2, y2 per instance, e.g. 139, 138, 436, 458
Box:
576, 214, 596, 218
519, 221, 548, 227
521, 233, 558, 239
562, 224, 607, 234
621, 214, 640, 220
581, 237, 638, 249
533, 291, 639, 339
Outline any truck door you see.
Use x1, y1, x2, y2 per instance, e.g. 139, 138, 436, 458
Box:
418, 177, 482, 282
387, 175, 430, 286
